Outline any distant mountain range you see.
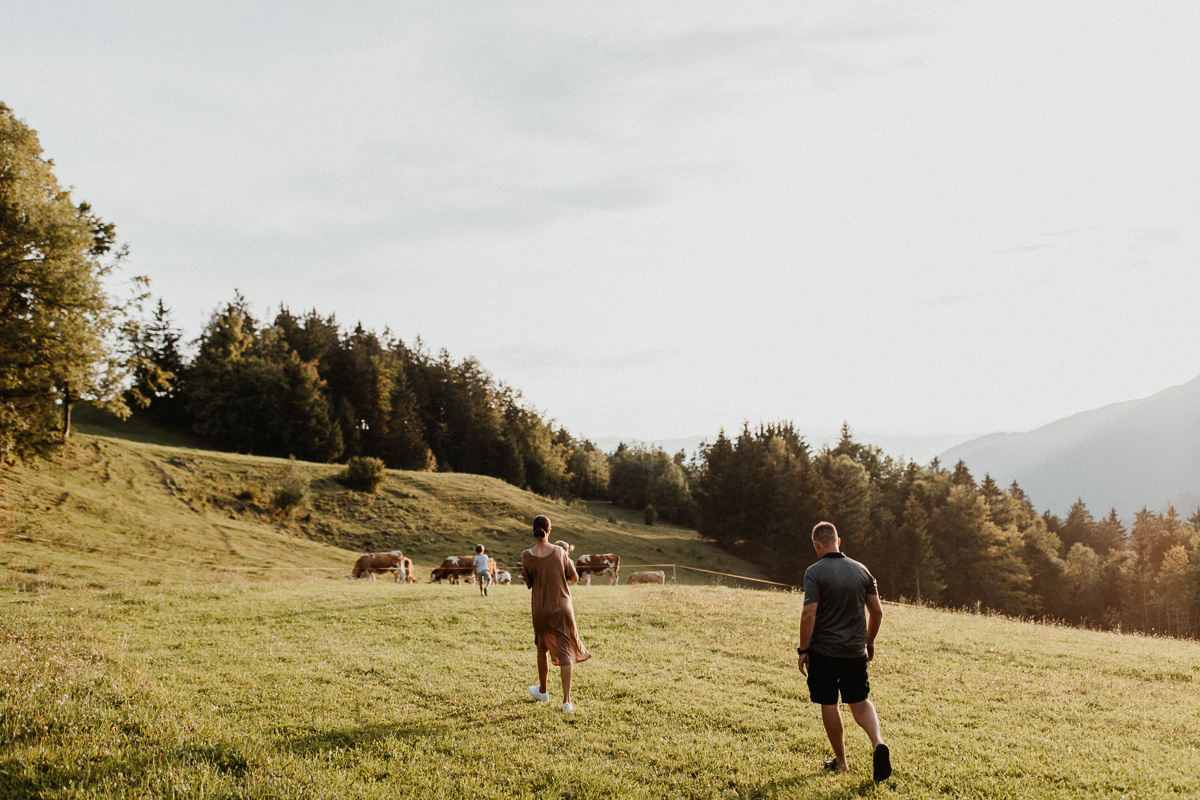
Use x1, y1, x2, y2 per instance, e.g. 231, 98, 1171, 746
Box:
940, 376, 1200, 523
597, 376, 1200, 525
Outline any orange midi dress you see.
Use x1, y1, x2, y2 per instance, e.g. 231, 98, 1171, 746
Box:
522, 546, 592, 666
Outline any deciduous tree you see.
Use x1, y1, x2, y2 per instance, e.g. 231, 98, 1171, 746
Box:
0, 103, 134, 458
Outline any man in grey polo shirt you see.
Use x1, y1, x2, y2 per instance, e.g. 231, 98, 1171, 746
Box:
796, 520, 891, 782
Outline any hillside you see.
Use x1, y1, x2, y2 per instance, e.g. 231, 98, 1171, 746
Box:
7, 409, 771, 589
941, 375, 1200, 520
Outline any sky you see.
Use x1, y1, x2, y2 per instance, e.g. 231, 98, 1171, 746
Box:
4, 1, 1199, 446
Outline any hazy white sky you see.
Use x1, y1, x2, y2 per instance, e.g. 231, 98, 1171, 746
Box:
5, 1, 1199, 442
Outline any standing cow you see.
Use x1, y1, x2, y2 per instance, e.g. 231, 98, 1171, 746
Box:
349, 551, 406, 581
627, 570, 666, 585
575, 553, 620, 586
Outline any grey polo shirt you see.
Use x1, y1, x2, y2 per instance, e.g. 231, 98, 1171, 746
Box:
803, 552, 878, 658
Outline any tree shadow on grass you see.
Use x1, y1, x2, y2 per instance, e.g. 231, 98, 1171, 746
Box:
0, 766, 41, 800
280, 719, 451, 757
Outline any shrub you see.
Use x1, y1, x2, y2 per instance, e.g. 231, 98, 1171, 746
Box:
644, 504, 658, 526
271, 458, 310, 516
339, 456, 387, 493
606, 512, 618, 524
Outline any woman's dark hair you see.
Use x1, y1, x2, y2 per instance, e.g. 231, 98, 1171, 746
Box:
533, 515, 551, 539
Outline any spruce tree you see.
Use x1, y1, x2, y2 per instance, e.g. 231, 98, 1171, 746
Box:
1059, 498, 1098, 556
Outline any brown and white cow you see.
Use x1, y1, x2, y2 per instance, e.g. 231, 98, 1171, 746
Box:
349, 551, 406, 581
398, 557, 416, 583
575, 553, 620, 586
429, 555, 496, 584
627, 570, 666, 585
429, 567, 456, 584
495, 570, 512, 585
553, 540, 574, 554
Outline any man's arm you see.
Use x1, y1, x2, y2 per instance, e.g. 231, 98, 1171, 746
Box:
797, 602, 817, 675
865, 594, 883, 661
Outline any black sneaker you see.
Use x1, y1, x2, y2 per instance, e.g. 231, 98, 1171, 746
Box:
873, 744, 891, 782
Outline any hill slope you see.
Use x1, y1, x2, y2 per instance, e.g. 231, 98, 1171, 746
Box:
941, 375, 1200, 520
2, 422, 770, 590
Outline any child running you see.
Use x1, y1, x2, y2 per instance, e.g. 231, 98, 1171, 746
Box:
473, 544, 492, 597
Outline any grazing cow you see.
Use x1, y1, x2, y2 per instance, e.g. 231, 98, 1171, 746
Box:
627, 570, 666, 585
398, 557, 416, 584
553, 540, 575, 554
349, 551, 406, 581
495, 570, 512, 585
575, 553, 620, 586
429, 568, 455, 584
430, 555, 496, 584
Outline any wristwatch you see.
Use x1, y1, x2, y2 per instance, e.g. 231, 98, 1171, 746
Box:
797, 647, 808, 656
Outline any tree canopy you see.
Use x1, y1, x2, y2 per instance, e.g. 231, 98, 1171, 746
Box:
0, 103, 139, 460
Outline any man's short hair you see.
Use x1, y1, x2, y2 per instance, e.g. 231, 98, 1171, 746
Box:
811, 521, 838, 546
475, 544, 485, 553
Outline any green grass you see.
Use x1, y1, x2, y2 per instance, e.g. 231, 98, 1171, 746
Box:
2, 431, 1199, 798
70, 403, 212, 450
3, 580, 1199, 798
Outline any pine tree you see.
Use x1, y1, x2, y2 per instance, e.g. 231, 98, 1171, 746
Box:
1019, 516, 1065, 617
895, 493, 944, 603
950, 459, 975, 489
930, 485, 1031, 615
126, 299, 184, 423
816, 453, 872, 551
186, 297, 342, 461
567, 441, 611, 499
1092, 508, 1127, 556
1059, 498, 1098, 556
1062, 543, 1104, 623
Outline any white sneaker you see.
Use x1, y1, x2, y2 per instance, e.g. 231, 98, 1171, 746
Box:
562, 702, 574, 713
528, 685, 549, 702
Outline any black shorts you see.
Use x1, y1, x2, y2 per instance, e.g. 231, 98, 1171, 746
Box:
807, 651, 870, 705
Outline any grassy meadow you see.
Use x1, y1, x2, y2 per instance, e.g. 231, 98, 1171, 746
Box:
2, 424, 1199, 798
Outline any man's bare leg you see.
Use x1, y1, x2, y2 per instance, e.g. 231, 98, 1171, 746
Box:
820, 704, 849, 770
851, 699, 891, 781
848, 699, 884, 749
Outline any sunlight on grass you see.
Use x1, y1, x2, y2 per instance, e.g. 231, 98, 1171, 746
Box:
2, 579, 1198, 798
3, 435, 1200, 797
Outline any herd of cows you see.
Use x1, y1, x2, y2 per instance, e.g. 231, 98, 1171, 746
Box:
347, 542, 668, 586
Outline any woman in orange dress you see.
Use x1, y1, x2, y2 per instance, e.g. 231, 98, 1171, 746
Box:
522, 514, 591, 712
